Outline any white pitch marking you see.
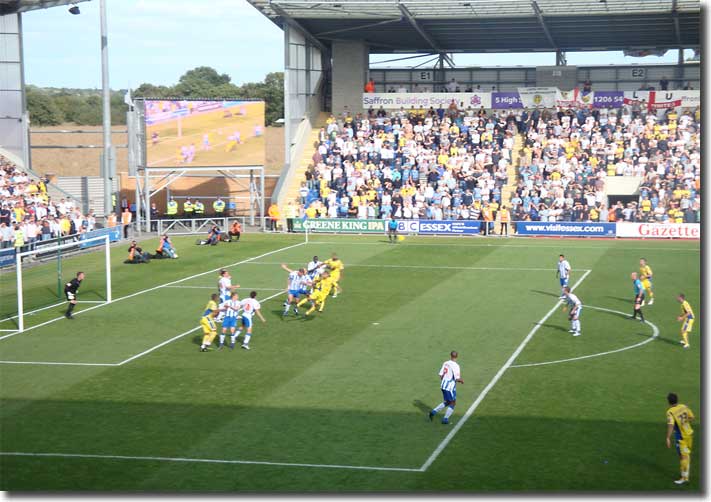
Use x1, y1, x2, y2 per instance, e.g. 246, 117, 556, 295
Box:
116, 290, 286, 366
0, 451, 420, 473
0, 291, 287, 368
163, 286, 284, 291
308, 239, 700, 252
418, 269, 592, 472
509, 305, 659, 368
245, 262, 559, 272
0, 241, 306, 342
0, 300, 106, 325
0, 360, 117, 367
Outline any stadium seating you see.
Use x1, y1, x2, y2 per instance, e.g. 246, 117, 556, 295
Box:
293, 102, 700, 225
0, 154, 98, 249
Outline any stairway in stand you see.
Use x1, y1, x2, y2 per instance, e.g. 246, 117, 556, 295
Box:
281, 112, 330, 207
496, 132, 524, 234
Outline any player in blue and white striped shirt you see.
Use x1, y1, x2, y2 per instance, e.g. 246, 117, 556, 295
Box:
429, 351, 464, 425
218, 292, 242, 349
557, 254, 571, 298
281, 264, 307, 316
562, 287, 583, 337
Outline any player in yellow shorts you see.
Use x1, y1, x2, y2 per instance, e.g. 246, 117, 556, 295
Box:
322, 253, 344, 298
639, 258, 654, 305
296, 272, 333, 315
666, 392, 695, 484
199, 307, 218, 352
676, 294, 695, 349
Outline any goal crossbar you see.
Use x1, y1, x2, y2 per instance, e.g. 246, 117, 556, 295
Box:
15, 235, 112, 333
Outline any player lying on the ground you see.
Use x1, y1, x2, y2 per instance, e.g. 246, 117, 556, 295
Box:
125, 241, 150, 264
154, 234, 178, 259
196, 225, 222, 245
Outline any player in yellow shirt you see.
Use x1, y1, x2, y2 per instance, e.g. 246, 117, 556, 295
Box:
199, 297, 219, 352
322, 253, 344, 298
676, 294, 695, 349
666, 392, 695, 484
296, 272, 333, 315
639, 258, 654, 305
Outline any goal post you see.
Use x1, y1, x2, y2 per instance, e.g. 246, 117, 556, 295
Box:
13, 235, 112, 333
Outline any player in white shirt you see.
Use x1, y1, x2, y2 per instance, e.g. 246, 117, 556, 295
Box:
235, 291, 266, 350
217, 269, 239, 321
556, 254, 572, 298
218, 292, 242, 349
429, 351, 464, 425
281, 263, 307, 316
306, 255, 324, 281
562, 287, 583, 337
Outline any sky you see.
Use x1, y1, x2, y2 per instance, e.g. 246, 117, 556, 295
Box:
21, 0, 693, 90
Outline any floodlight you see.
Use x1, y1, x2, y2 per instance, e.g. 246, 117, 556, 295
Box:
68, 4, 80, 14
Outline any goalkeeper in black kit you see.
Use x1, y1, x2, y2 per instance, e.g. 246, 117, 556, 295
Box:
64, 271, 85, 319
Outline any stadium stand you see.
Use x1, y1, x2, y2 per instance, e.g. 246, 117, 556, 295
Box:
0, 154, 103, 250
290, 101, 700, 226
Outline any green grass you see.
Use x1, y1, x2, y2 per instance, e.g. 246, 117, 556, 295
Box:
0, 233, 701, 491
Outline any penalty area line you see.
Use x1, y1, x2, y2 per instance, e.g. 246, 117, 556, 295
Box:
418, 269, 592, 472
0, 451, 420, 473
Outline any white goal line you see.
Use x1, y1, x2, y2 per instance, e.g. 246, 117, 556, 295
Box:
0, 301, 108, 325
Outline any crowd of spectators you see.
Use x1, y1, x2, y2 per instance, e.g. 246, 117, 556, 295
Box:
511, 104, 700, 224
0, 154, 99, 251
296, 101, 700, 225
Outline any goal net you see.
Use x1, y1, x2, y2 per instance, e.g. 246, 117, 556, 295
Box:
0, 235, 112, 333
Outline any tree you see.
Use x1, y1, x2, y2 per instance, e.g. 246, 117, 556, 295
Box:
26, 86, 64, 126
133, 83, 175, 99
174, 66, 235, 97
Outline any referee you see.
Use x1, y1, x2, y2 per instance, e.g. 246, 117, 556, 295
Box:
387, 218, 398, 243
64, 271, 85, 319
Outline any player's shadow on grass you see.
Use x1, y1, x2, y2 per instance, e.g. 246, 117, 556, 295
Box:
627, 330, 682, 346
530, 289, 560, 298
191, 335, 203, 346
604, 295, 631, 305
536, 323, 568, 333
412, 399, 432, 415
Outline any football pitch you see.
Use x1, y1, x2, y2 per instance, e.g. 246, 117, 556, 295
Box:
0, 233, 701, 492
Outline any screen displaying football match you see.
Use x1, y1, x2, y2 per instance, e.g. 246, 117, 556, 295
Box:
143, 99, 265, 167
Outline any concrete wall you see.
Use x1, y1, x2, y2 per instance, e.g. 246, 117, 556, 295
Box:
332, 40, 368, 116
536, 66, 578, 90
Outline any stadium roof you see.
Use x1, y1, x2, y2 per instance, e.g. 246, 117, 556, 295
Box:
0, 0, 90, 14
246, 0, 700, 54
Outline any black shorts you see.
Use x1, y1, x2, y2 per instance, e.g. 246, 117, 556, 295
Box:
388, 227, 397, 234
65, 291, 76, 302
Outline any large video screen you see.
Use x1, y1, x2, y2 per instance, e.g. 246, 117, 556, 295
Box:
143, 99, 265, 167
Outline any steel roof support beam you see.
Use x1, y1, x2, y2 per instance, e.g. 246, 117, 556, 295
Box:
269, 1, 328, 53
671, 0, 682, 46
315, 17, 402, 37
531, 0, 560, 57
397, 2, 454, 67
